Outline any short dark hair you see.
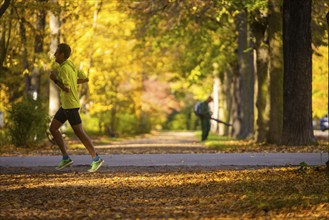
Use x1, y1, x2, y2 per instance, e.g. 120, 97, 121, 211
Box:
57, 43, 71, 59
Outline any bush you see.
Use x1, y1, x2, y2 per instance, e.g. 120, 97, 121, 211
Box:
7, 99, 48, 147
0, 129, 10, 146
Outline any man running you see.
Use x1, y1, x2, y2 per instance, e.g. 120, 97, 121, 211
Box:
49, 43, 104, 172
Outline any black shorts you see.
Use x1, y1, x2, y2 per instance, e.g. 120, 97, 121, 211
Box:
54, 107, 82, 126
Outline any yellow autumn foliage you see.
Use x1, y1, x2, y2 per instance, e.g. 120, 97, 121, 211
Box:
312, 45, 328, 118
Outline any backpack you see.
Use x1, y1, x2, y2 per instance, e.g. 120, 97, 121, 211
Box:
194, 102, 202, 116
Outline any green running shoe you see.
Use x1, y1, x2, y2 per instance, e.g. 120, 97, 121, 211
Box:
55, 158, 73, 170
88, 158, 104, 172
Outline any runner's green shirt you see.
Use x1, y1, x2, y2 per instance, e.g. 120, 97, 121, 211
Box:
57, 59, 87, 109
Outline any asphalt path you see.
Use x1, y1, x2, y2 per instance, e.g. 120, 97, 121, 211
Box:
0, 131, 328, 169
0, 153, 328, 168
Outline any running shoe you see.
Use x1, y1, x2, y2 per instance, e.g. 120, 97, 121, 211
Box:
88, 158, 104, 172
55, 158, 73, 170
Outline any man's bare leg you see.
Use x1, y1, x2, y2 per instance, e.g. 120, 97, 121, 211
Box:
71, 123, 97, 158
49, 119, 68, 156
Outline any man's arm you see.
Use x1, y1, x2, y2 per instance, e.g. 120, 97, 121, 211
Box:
77, 78, 89, 84
50, 71, 70, 93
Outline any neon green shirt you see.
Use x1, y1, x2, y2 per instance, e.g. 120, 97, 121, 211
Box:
57, 59, 87, 109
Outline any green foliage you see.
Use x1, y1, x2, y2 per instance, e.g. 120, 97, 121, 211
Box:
7, 99, 48, 147
1, 0, 328, 140
165, 113, 189, 130
312, 45, 328, 118
116, 113, 140, 136
164, 105, 200, 130
80, 113, 102, 135
0, 129, 10, 147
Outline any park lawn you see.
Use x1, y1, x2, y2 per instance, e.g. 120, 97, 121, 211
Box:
200, 132, 329, 153
0, 130, 328, 156
0, 166, 328, 219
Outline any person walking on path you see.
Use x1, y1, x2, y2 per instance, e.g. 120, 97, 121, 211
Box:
198, 96, 213, 141
49, 43, 104, 172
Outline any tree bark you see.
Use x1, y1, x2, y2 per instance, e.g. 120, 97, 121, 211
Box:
18, 17, 31, 96
0, 7, 12, 69
0, 0, 10, 18
326, 12, 329, 171
252, 19, 269, 143
211, 63, 219, 133
231, 62, 242, 138
31, 0, 47, 99
49, 0, 60, 116
80, 0, 102, 108
327, 12, 329, 116
267, 0, 283, 144
282, 0, 315, 145
224, 67, 233, 136
232, 10, 254, 139
217, 70, 226, 136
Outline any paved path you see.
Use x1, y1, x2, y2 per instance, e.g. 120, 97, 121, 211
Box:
0, 131, 328, 168
1, 153, 328, 168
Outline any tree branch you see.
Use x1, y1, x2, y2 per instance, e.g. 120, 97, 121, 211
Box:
0, 0, 10, 18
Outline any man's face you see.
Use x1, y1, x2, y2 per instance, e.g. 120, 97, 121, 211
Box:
54, 48, 64, 64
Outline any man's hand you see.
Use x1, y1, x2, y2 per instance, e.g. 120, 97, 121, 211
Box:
49, 71, 57, 81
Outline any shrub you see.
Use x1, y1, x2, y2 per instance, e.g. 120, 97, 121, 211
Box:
7, 99, 48, 147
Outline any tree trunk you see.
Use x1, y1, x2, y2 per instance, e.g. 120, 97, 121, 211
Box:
218, 70, 226, 136
233, 10, 254, 139
252, 18, 269, 143
326, 12, 329, 171
31, 0, 47, 100
0, 0, 10, 18
267, 0, 283, 144
282, 0, 315, 145
49, 0, 60, 116
0, 7, 11, 69
327, 12, 329, 116
18, 17, 31, 97
211, 63, 219, 133
224, 67, 233, 136
231, 62, 242, 138
80, 0, 102, 108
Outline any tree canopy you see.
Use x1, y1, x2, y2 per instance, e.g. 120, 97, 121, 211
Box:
0, 0, 327, 144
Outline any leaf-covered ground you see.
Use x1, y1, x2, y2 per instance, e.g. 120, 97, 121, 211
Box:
1, 131, 328, 219
1, 166, 328, 219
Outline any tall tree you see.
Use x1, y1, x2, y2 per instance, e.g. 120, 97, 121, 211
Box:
0, 0, 11, 69
0, 0, 10, 18
267, 0, 283, 144
18, 16, 31, 96
282, 0, 315, 145
48, 0, 60, 115
251, 10, 269, 143
232, 10, 254, 139
30, 0, 47, 100
326, 11, 329, 170
326, 11, 329, 115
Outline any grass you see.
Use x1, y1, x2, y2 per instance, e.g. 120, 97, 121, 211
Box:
196, 131, 329, 153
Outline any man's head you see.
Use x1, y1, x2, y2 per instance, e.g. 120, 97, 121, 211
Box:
206, 96, 213, 103
54, 43, 71, 64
